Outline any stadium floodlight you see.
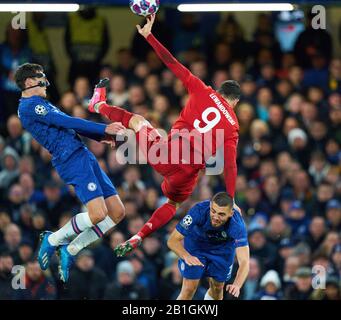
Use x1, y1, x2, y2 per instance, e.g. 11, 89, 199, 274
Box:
177, 3, 294, 12
0, 3, 80, 12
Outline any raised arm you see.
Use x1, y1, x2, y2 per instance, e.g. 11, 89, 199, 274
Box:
137, 14, 205, 92
223, 138, 238, 198
35, 107, 125, 137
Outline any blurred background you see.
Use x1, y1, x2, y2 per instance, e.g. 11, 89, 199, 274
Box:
0, 0, 340, 300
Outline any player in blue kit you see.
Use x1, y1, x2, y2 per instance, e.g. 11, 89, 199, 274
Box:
167, 192, 250, 300
14, 63, 126, 282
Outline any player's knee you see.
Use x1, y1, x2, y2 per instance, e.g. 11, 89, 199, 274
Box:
90, 206, 108, 224
210, 282, 224, 295
117, 205, 126, 222
181, 286, 196, 299
109, 204, 125, 223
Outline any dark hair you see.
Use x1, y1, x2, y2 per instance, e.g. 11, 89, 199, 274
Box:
212, 192, 234, 208
217, 80, 241, 100
14, 63, 43, 90
0, 251, 12, 259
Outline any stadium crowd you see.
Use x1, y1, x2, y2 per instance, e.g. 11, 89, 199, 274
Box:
0, 9, 341, 300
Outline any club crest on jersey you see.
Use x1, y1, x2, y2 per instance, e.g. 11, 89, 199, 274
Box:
35, 105, 48, 116
181, 215, 193, 229
180, 261, 185, 271
87, 182, 97, 192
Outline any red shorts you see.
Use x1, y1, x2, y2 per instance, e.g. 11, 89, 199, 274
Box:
137, 128, 204, 203
160, 163, 201, 203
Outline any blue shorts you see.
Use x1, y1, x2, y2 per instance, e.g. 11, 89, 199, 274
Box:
55, 148, 117, 204
178, 248, 234, 283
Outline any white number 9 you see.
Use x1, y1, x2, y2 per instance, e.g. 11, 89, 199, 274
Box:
193, 107, 221, 133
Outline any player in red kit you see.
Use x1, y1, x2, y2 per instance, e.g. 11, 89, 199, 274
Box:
88, 14, 240, 257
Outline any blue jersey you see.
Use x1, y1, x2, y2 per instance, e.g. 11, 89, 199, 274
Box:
176, 200, 248, 282
18, 95, 106, 166
176, 200, 248, 252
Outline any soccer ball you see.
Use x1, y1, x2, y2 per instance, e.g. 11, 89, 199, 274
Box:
129, 0, 160, 17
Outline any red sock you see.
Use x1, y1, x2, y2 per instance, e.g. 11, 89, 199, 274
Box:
99, 103, 133, 128
136, 126, 162, 143
136, 126, 158, 157
138, 203, 176, 239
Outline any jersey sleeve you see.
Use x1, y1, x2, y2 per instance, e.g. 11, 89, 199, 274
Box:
146, 33, 206, 93
176, 202, 204, 237
223, 137, 238, 198
33, 102, 106, 137
73, 128, 104, 141
231, 212, 249, 248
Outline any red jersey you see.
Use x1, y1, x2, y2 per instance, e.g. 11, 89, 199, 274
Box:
146, 34, 239, 197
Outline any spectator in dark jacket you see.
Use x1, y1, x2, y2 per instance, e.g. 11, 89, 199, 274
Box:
285, 267, 315, 300
93, 230, 126, 280
14, 260, 56, 300
104, 260, 149, 300
248, 227, 277, 271
0, 223, 21, 264
294, 11, 332, 69
63, 249, 107, 299
0, 252, 16, 299
326, 199, 341, 232
285, 201, 310, 239
37, 181, 77, 229
303, 216, 327, 252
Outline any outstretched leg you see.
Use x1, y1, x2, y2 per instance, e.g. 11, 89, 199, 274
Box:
89, 79, 184, 257
37, 196, 107, 277
88, 78, 160, 137
114, 199, 179, 257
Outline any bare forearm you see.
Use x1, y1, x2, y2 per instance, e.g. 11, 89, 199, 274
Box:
233, 262, 249, 288
168, 239, 190, 260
